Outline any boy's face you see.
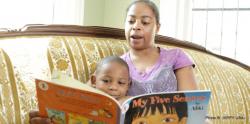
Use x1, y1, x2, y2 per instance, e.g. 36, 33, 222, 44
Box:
132, 107, 187, 124
91, 61, 130, 100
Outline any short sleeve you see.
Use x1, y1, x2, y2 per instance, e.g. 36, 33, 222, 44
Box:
173, 49, 195, 70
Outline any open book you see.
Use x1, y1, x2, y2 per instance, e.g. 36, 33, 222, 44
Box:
35, 73, 211, 124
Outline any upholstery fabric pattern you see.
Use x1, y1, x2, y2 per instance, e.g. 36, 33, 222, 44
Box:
48, 36, 128, 83
0, 48, 36, 124
184, 49, 250, 124
158, 44, 250, 124
0, 37, 51, 124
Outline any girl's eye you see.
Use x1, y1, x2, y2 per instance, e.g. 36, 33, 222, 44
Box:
163, 118, 175, 123
128, 20, 135, 24
142, 21, 150, 25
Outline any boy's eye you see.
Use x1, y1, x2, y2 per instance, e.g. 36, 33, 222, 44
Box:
138, 121, 147, 124
118, 81, 128, 85
102, 79, 110, 83
119, 82, 125, 85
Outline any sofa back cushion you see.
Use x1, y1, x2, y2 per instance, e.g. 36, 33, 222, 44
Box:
47, 36, 129, 83
48, 36, 250, 124
0, 25, 249, 123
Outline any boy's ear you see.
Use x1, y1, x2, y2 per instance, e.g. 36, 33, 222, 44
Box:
128, 79, 132, 87
90, 75, 97, 88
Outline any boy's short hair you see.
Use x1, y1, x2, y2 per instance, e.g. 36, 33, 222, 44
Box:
95, 56, 129, 75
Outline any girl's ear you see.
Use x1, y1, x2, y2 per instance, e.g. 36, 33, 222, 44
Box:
156, 23, 161, 33
90, 75, 97, 88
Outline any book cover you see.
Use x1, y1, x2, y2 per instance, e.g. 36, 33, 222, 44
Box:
122, 90, 211, 124
36, 73, 121, 124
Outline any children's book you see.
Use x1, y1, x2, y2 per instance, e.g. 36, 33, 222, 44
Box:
35, 73, 211, 124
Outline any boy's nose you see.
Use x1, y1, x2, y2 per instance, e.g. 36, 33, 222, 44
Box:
109, 83, 118, 90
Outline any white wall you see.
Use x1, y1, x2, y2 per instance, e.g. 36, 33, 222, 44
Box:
83, 0, 104, 26
84, 0, 160, 29
103, 0, 132, 29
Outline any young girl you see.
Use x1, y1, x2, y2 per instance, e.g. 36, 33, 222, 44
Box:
122, 1, 212, 123
29, 56, 131, 124
121, 0, 197, 96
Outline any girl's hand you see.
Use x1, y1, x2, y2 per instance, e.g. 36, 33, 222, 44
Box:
29, 110, 52, 124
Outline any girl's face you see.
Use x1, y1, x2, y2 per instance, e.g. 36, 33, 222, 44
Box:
125, 2, 160, 50
131, 107, 187, 124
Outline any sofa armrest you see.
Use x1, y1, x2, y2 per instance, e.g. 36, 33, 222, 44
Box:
0, 48, 37, 123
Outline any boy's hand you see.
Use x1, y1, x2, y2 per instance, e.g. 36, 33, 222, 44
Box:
118, 96, 132, 105
29, 110, 52, 124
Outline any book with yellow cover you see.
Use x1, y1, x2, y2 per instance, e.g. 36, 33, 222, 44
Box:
36, 73, 211, 124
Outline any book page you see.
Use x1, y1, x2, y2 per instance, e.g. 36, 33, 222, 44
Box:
50, 71, 112, 97
36, 76, 121, 124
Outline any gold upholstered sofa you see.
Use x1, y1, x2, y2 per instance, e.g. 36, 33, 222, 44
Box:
0, 25, 249, 124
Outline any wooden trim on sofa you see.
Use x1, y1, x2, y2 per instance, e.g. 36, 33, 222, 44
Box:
0, 24, 249, 71
0, 24, 126, 39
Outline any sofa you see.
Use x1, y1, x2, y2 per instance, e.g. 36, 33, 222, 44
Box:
0, 25, 249, 124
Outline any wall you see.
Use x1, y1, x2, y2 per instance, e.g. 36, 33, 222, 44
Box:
83, 0, 104, 26
84, 0, 160, 29
103, 0, 132, 29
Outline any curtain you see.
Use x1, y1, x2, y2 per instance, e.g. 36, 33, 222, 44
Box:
159, 0, 193, 41
0, 0, 84, 29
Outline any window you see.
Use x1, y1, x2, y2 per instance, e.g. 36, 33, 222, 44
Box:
159, 0, 250, 66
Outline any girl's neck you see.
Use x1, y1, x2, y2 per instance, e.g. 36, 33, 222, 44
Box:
130, 46, 159, 58
129, 46, 160, 72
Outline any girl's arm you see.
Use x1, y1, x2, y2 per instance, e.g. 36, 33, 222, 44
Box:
29, 110, 52, 124
175, 66, 198, 91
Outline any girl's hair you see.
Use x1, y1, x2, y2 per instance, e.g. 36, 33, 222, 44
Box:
126, 0, 160, 25
95, 55, 129, 74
